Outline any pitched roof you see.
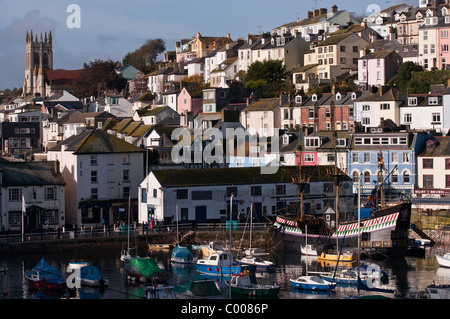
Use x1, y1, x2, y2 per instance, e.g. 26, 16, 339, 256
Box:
355, 88, 406, 103
317, 33, 353, 46
0, 161, 65, 187
49, 129, 145, 154
418, 136, 450, 157
243, 98, 285, 112
44, 69, 82, 86
152, 165, 350, 187
359, 50, 396, 60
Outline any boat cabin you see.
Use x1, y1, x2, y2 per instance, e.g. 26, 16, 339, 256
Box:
197, 252, 234, 266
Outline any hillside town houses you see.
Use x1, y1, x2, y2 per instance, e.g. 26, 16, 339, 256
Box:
4, 0, 450, 234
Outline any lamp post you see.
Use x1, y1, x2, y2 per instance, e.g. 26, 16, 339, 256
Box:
229, 193, 234, 299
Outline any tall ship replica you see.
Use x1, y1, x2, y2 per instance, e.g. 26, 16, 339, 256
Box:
272, 134, 412, 258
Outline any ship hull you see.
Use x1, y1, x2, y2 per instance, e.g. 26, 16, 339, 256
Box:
272, 202, 412, 258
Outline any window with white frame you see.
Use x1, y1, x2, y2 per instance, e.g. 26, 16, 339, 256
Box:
408, 97, 417, 105
404, 113, 412, 123
429, 96, 439, 105
403, 152, 410, 163
391, 152, 398, 163
9, 188, 22, 201
304, 154, 314, 162
432, 112, 441, 123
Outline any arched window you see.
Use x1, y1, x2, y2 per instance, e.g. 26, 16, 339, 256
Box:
43, 53, 48, 68
403, 171, 410, 184
34, 53, 40, 66
352, 171, 359, 182
364, 171, 370, 184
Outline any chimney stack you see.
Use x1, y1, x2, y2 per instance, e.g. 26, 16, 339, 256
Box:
319, 8, 327, 15
314, 9, 320, 17
331, 5, 338, 13
308, 11, 314, 19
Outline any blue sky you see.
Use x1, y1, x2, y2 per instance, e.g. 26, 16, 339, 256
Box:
0, 0, 408, 90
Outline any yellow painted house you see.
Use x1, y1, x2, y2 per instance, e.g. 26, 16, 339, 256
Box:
189, 32, 234, 58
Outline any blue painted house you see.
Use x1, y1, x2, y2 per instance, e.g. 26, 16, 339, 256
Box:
348, 127, 428, 200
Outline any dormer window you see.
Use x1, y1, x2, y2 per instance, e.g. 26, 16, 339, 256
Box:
295, 95, 302, 104
336, 92, 342, 101
429, 96, 439, 105
282, 134, 290, 145
408, 97, 418, 106
305, 137, 320, 148
312, 94, 317, 102
351, 92, 357, 100
336, 138, 346, 147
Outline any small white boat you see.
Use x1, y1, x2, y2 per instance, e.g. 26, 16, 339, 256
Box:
436, 253, 450, 268
237, 256, 275, 272
228, 272, 280, 297
301, 244, 318, 257
426, 283, 450, 299
290, 275, 335, 291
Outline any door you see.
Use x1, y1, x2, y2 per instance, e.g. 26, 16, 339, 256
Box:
195, 206, 207, 223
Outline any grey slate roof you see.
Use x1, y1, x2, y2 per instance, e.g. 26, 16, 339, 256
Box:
0, 161, 65, 187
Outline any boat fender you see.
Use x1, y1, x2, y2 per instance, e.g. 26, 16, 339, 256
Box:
215, 268, 219, 271
207, 268, 211, 271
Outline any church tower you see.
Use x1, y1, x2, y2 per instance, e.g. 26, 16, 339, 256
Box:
23, 30, 53, 97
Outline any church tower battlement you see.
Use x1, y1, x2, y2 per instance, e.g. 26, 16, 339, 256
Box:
23, 30, 53, 97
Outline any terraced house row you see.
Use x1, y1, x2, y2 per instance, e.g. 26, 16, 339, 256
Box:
4, 0, 450, 233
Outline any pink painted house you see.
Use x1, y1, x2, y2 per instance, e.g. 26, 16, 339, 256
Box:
295, 151, 318, 166
438, 12, 450, 70
177, 85, 203, 116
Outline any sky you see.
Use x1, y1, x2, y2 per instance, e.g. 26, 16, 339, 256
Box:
0, 0, 409, 90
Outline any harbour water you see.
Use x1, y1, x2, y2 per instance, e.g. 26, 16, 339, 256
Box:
0, 244, 448, 300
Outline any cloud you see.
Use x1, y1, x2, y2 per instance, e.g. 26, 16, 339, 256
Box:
0, 9, 60, 89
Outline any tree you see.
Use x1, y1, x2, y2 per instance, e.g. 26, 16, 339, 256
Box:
242, 60, 290, 98
73, 59, 127, 98
125, 38, 166, 73
388, 61, 423, 93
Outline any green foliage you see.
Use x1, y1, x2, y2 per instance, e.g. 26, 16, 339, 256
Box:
124, 38, 166, 73
388, 61, 449, 94
242, 60, 291, 98
73, 59, 127, 98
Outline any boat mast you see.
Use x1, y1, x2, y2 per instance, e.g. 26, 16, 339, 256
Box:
378, 150, 384, 208
357, 178, 361, 297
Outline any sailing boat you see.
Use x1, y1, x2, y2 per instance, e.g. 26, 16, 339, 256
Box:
318, 132, 356, 264
236, 203, 274, 272
171, 203, 196, 264
290, 225, 336, 291
120, 195, 135, 265
275, 146, 412, 258
435, 211, 450, 267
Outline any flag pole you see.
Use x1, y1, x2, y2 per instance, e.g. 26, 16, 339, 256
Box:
22, 194, 25, 242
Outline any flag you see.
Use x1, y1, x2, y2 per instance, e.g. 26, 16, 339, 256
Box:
22, 194, 26, 214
